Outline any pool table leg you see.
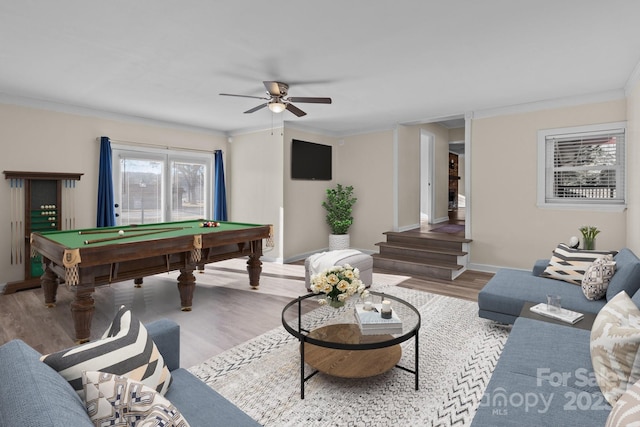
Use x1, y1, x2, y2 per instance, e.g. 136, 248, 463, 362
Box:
71, 288, 95, 344
41, 263, 59, 308
177, 266, 195, 311
247, 252, 262, 289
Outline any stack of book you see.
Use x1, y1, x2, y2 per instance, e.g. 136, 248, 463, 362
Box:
529, 303, 584, 324
354, 304, 403, 335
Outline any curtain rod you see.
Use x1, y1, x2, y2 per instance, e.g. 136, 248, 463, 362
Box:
95, 137, 215, 154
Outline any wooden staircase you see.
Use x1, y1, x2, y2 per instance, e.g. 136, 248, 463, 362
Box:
373, 229, 472, 280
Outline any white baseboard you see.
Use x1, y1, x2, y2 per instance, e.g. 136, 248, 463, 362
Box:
468, 263, 530, 274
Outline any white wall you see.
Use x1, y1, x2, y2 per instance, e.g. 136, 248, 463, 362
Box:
0, 102, 226, 284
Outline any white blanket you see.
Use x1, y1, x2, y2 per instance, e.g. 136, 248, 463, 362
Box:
308, 249, 363, 277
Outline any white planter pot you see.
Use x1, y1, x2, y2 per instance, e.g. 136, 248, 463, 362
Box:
329, 234, 350, 251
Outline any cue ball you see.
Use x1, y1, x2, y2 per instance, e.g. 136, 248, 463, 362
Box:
118, 230, 125, 236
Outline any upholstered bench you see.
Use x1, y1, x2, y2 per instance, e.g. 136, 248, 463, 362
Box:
305, 249, 373, 291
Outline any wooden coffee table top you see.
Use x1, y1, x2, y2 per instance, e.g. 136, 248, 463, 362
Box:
304, 323, 402, 378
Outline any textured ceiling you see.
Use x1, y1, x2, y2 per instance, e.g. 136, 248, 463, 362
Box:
1, 1, 639, 136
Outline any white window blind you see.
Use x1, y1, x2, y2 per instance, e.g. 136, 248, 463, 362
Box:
544, 127, 625, 205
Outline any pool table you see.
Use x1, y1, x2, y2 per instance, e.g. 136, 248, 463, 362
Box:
30, 220, 272, 343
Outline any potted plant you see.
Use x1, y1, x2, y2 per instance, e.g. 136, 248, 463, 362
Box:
579, 225, 600, 250
322, 184, 357, 250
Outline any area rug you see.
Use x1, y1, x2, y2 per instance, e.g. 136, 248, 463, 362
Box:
189, 283, 510, 426
430, 224, 465, 234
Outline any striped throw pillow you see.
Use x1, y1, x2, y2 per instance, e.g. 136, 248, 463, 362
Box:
41, 306, 171, 399
542, 243, 617, 285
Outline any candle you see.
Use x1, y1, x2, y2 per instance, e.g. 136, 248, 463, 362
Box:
363, 301, 373, 311
381, 300, 392, 319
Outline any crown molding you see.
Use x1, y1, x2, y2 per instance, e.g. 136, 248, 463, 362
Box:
471, 89, 626, 120
0, 92, 227, 137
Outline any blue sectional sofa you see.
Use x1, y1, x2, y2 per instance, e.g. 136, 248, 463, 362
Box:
0, 319, 259, 427
478, 248, 640, 324
473, 248, 640, 426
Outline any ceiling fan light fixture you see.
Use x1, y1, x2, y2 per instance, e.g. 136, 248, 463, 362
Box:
268, 100, 286, 113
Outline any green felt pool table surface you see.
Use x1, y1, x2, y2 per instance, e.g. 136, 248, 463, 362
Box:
35, 220, 263, 248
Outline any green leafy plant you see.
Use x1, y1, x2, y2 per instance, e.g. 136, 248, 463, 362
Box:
579, 225, 600, 250
322, 184, 357, 235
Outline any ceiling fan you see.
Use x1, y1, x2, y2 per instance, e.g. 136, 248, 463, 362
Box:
220, 81, 332, 117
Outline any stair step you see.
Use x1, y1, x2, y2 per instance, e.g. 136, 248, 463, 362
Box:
375, 241, 467, 257
372, 253, 463, 281
383, 231, 471, 251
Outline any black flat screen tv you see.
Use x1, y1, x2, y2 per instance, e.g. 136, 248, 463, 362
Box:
291, 139, 332, 180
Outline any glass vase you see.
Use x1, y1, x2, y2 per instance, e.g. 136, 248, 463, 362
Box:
583, 238, 595, 250
327, 296, 345, 308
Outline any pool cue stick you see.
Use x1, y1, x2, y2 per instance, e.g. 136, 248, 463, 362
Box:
9, 179, 14, 264
78, 226, 189, 235
18, 179, 23, 264
12, 179, 17, 264
83, 228, 181, 245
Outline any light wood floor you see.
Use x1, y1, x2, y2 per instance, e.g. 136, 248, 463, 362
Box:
0, 257, 491, 368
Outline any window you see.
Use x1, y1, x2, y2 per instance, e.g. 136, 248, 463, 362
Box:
537, 122, 626, 210
112, 145, 212, 225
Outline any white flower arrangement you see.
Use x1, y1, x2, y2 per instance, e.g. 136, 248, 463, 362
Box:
310, 263, 368, 306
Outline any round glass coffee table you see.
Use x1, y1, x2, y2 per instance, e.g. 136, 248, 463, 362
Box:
281, 290, 421, 399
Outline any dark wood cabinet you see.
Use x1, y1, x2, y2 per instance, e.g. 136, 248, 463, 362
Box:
3, 171, 83, 293
448, 153, 459, 210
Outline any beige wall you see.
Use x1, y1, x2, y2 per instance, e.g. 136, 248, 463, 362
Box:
626, 81, 640, 253
337, 130, 395, 251
397, 125, 420, 228
228, 129, 284, 261
0, 102, 226, 284
470, 99, 628, 270
282, 128, 337, 259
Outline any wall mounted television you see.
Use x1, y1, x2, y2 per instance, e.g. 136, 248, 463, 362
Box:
291, 139, 332, 180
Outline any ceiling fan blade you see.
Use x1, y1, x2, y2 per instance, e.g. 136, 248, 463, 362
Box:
263, 81, 283, 97
220, 93, 269, 100
244, 103, 268, 114
286, 103, 306, 117
288, 97, 332, 104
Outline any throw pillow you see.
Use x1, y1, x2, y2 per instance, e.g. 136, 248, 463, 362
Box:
582, 255, 616, 300
590, 291, 640, 406
542, 243, 617, 285
606, 377, 640, 427
41, 306, 171, 399
83, 371, 190, 427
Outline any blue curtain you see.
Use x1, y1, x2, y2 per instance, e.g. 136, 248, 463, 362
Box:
214, 150, 228, 221
96, 136, 116, 227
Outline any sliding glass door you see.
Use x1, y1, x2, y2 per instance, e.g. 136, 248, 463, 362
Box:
112, 145, 212, 225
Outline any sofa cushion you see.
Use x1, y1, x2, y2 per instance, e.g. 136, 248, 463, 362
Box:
82, 371, 190, 426
167, 368, 260, 426
477, 267, 607, 324
582, 255, 616, 301
542, 243, 617, 285
590, 291, 640, 406
41, 306, 171, 398
471, 318, 610, 426
0, 339, 92, 426
606, 376, 640, 426
607, 248, 640, 301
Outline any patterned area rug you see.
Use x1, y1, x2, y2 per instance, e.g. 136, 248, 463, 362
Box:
189, 284, 510, 426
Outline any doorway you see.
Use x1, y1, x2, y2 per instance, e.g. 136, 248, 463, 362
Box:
420, 129, 435, 226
